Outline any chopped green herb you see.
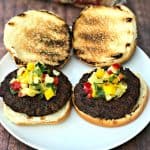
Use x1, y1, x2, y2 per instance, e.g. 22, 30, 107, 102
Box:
94, 83, 105, 98
45, 68, 51, 74
31, 83, 41, 91
36, 62, 46, 72
10, 88, 17, 95
116, 70, 120, 75
34, 67, 42, 76
38, 93, 44, 100
109, 75, 116, 83
46, 83, 52, 87
35, 62, 50, 74
46, 83, 56, 92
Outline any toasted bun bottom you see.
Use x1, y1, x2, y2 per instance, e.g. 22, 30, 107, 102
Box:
3, 101, 71, 125
73, 74, 149, 127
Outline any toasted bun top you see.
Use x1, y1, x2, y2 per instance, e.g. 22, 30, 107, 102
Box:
73, 5, 137, 66
4, 10, 71, 68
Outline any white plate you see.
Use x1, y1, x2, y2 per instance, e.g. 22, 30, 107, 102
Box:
0, 47, 150, 150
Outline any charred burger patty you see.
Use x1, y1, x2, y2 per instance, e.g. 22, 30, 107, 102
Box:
74, 68, 140, 119
0, 68, 72, 117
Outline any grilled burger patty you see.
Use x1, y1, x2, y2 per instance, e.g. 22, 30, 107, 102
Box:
74, 68, 140, 119
0, 68, 72, 116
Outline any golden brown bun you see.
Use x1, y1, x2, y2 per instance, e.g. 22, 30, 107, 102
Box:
4, 10, 71, 68
73, 5, 137, 67
3, 101, 71, 125
73, 74, 149, 127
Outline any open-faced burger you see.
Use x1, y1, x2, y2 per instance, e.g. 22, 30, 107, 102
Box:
73, 64, 148, 127
0, 62, 72, 125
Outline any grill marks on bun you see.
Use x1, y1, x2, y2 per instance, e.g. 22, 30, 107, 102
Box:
73, 5, 137, 67
4, 10, 71, 68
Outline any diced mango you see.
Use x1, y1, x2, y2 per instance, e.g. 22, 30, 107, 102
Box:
27, 62, 35, 71
28, 72, 33, 84
103, 83, 116, 96
95, 69, 105, 78
44, 88, 55, 100
112, 78, 119, 84
21, 83, 28, 88
20, 88, 39, 97
88, 72, 101, 84
17, 70, 29, 84
116, 83, 127, 97
28, 89, 39, 97
19, 71, 33, 84
91, 84, 96, 97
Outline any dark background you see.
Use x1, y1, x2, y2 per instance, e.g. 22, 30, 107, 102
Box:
0, 0, 150, 149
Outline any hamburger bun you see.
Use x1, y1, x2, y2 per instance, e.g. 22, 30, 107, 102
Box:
73, 5, 137, 67
73, 67, 148, 127
3, 101, 71, 125
4, 10, 71, 68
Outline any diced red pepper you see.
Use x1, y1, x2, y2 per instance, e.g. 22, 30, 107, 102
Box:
107, 69, 113, 74
54, 77, 59, 85
42, 74, 47, 82
112, 63, 121, 69
87, 92, 93, 99
10, 81, 21, 91
83, 82, 92, 95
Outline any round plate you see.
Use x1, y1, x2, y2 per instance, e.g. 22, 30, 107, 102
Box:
0, 47, 150, 150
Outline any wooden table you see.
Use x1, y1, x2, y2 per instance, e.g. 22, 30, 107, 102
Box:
0, 0, 150, 149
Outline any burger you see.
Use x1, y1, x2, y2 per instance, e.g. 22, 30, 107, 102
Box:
73, 64, 148, 127
0, 62, 72, 125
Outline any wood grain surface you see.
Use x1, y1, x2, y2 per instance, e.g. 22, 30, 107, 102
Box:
0, 0, 150, 150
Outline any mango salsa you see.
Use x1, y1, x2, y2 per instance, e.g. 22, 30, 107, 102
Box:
95, 69, 105, 78
9, 62, 60, 101
87, 65, 127, 101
